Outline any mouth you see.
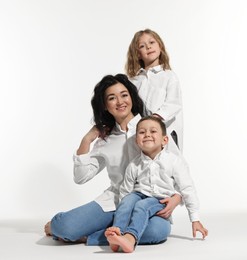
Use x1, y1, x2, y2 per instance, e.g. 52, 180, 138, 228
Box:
147, 51, 155, 55
143, 139, 153, 143
116, 106, 127, 111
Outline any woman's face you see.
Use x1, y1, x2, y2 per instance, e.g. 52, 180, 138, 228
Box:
104, 82, 134, 124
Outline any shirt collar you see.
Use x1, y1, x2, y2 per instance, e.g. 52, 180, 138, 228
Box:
137, 65, 163, 75
140, 148, 165, 162
115, 114, 142, 132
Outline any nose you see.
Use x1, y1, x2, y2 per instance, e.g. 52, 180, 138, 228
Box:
145, 131, 151, 137
116, 97, 123, 105
147, 44, 151, 50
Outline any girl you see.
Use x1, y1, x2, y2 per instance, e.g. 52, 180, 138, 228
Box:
125, 29, 183, 152
44, 74, 181, 245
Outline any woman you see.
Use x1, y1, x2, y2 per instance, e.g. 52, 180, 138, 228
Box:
44, 74, 181, 245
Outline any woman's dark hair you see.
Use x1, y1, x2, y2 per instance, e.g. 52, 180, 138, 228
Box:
91, 74, 149, 138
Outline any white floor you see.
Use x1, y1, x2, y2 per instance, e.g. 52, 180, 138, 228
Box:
0, 210, 246, 260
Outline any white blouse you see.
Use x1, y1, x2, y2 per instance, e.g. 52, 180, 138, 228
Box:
130, 66, 183, 151
73, 114, 141, 212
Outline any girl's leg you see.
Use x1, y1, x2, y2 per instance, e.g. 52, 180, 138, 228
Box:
138, 215, 171, 245
50, 201, 114, 242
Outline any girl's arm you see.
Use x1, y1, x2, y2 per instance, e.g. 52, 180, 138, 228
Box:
154, 72, 182, 123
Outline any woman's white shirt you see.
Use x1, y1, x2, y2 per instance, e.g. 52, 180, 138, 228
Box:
73, 114, 141, 212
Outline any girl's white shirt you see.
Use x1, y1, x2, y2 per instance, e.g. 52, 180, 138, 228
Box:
73, 114, 141, 212
130, 65, 183, 151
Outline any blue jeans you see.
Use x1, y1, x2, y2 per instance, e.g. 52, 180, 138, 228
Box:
51, 200, 171, 246
113, 192, 166, 244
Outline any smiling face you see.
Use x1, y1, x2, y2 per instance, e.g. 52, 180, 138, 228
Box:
137, 33, 161, 69
136, 118, 168, 159
104, 82, 134, 126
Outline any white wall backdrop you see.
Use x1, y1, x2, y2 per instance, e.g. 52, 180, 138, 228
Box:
1, 0, 247, 220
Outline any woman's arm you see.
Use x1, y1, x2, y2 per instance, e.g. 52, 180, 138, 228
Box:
77, 126, 100, 155
73, 126, 106, 184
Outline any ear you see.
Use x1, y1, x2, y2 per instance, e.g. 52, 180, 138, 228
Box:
162, 135, 168, 147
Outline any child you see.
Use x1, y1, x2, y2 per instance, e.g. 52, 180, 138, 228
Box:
125, 29, 183, 151
105, 116, 208, 253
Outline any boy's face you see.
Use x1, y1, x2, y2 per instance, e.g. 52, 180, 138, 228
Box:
136, 119, 168, 158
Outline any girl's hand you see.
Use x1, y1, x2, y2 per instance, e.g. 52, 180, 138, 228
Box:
156, 194, 181, 219
192, 221, 208, 239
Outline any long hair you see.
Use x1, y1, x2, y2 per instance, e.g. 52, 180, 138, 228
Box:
91, 74, 149, 138
125, 29, 171, 78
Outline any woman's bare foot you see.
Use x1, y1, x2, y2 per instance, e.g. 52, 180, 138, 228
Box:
105, 227, 135, 253
44, 221, 52, 236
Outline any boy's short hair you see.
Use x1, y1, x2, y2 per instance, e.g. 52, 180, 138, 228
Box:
136, 116, 167, 136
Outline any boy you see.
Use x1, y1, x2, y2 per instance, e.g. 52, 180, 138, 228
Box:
105, 116, 208, 253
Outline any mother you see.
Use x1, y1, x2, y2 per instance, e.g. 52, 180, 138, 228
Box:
45, 74, 181, 245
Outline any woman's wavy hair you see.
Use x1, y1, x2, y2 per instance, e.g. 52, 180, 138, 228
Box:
91, 74, 149, 138
125, 29, 171, 78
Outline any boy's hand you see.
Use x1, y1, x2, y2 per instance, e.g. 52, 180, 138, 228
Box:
192, 221, 208, 239
156, 194, 181, 219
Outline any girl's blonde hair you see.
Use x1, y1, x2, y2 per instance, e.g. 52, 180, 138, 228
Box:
125, 29, 171, 78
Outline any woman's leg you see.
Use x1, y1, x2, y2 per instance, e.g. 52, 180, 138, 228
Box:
138, 215, 171, 245
50, 201, 114, 242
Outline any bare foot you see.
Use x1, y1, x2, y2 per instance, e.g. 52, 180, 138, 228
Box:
107, 233, 135, 253
105, 227, 121, 252
105, 227, 135, 253
44, 221, 52, 236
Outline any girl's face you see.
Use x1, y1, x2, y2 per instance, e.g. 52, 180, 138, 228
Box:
104, 83, 134, 124
137, 33, 161, 69
136, 119, 168, 159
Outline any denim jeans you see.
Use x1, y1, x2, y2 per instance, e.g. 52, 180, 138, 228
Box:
113, 192, 166, 244
51, 199, 171, 246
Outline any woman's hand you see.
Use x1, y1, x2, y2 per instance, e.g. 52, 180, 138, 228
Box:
77, 126, 100, 155
156, 194, 181, 219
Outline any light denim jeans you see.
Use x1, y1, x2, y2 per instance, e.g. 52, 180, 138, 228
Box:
51, 199, 171, 246
113, 192, 166, 244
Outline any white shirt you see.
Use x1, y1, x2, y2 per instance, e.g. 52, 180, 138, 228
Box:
130, 66, 183, 151
119, 149, 200, 222
73, 114, 141, 212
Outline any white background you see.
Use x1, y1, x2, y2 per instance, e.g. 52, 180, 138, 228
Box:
1, 0, 247, 221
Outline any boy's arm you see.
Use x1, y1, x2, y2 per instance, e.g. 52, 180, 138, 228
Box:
192, 221, 208, 239
156, 193, 181, 219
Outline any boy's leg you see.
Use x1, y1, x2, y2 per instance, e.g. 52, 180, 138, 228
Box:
124, 197, 165, 243
112, 192, 142, 233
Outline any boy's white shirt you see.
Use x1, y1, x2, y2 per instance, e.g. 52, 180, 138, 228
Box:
119, 149, 200, 222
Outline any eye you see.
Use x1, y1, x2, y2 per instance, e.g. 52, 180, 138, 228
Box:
107, 96, 116, 101
139, 44, 144, 49
122, 93, 129, 98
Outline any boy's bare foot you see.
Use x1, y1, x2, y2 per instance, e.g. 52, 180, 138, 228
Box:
105, 227, 135, 253
105, 227, 121, 252
44, 221, 52, 236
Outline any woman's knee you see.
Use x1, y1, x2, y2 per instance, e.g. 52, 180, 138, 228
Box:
51, 212, 80, 241
139, 216, 171, 245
